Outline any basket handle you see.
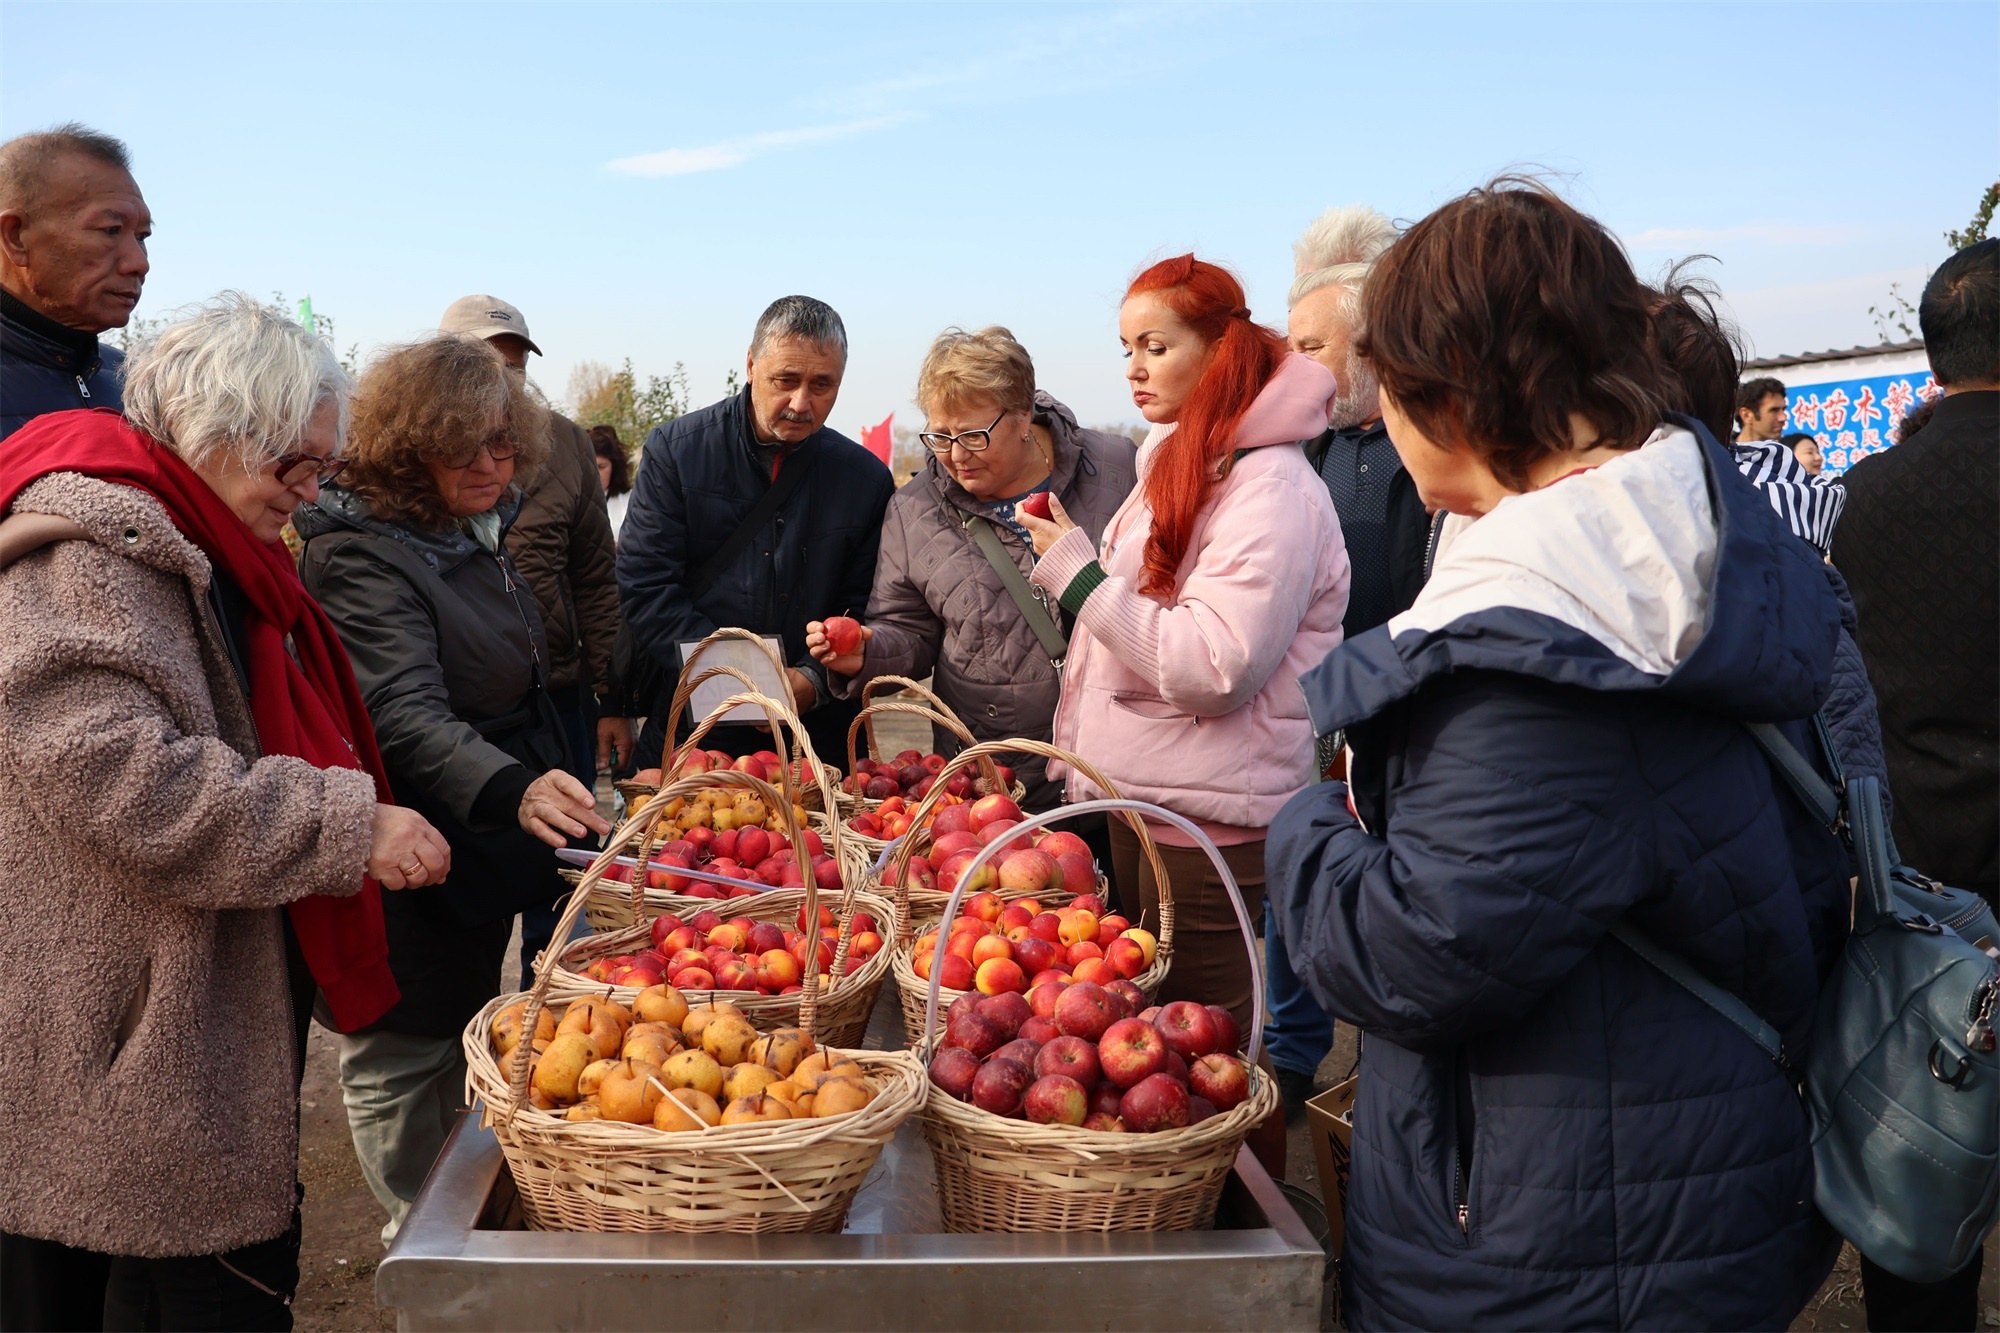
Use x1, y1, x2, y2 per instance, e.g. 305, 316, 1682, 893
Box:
883, 737, 1170, 948
845, 699, 1002, 797
857, 675, 968, 756
919, 797, 1259, 1066
505, 767, 831, 1122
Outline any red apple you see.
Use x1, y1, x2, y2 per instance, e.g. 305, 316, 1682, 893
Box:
1016, 490, 1054, 521
939, 954, 976, 992
900, 856, 937, 892
1098, 1017, 1170, 1089
936, 850, 996, 899
1053, 982, 1119, 1042
1164, 1050, 1190, 1084
1104, 937, 1146, 980
975, 957, 1025, 995
998, 848, 1061, 896
1027, 980, 1068, 1019
1035, 830, 1091, 861
931, 804, 974, 838
1028, 968, 1072, 990
1189, 1053, 1251, 1112
1105, 979, 1147, 1014
1155, 1001, 1222, 1060
928, 1046, 981, 1101
1188, 1096, 1219, 1124
1065, 941, 1104, 966
813, 858, 843, 891
745, 922, 785, 955
1090, 1082, 1125, 1118
1023, 1073, 1088, 1126
1035, 1034, 1102, 1088
1018, 1015, 1060, 1045
1055, 852, 1096, 899
1204, 1005, 1242, 1054
970, 1058, 1033, 1117
649, 913, 686, 950
967, 793, 1024, 831
976, 990, 1032, 1039
1082, 1112, 1128, 1132
822, 616, 864, 656
992, 1038, 1043, 1070
945, 1011, 1004, 1058
1012, 934, 1061, 977
675, 966, 714, 990
1028, 912, 1064, 943
1119, 1072, 1192, 1132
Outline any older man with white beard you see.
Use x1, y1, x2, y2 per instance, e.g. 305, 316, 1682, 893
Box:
1264, 205, 1436, 1120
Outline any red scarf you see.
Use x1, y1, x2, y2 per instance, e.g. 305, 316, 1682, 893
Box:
0, 409, 399, 1030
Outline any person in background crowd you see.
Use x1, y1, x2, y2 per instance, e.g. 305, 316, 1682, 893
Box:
437, 295, 627, 977
1735, 373, 1789, 441
0, 296, 444, 1332
295, 336, 610, 1246
1018, 254, 1349, 1037
0, 123, 147, 440
619, 296, 893, 770
804, 326, 1136, 813
1894, 397, 1936, 444
1261, 204, 1425, 1119
1831, 238, 1998, 1333
1270, 180, 1850, 1329
1782, 429, 1824, 475
591, 424, 633, 539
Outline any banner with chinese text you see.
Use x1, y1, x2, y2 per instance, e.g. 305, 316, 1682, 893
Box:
1787, 371, 1942, 475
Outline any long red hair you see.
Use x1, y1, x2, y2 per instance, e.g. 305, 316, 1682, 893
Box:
1126, 255, 1288, 596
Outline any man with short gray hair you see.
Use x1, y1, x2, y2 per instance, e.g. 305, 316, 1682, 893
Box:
0, 122, 149, 440
619, 295, 893, 767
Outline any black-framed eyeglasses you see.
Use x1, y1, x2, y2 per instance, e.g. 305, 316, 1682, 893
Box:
272, 451, 349, 487
918, 408, 1007, 455
440, 429, 518, 471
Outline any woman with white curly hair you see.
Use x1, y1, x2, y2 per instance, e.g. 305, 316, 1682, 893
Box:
0, 293, 447, 1330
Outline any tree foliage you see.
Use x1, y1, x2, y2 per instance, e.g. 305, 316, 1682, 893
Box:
565, 358, 692, 452
1872, 181, 2000, 343
1944, 181, 1999, 251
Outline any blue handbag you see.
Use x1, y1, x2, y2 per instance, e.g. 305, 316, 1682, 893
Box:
1614, 720, 2000, 1284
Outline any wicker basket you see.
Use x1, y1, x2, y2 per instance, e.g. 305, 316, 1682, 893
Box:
834, 678, 1028, 848
615, 628, 843, 811
886, 739, 1175, 1045
913, 796, 1277, 1233
462, 767, 925, 1234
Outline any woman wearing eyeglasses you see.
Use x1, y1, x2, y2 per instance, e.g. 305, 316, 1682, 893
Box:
0, 295, 448, 1329
805, 326, 1136, 811
295, 334, 609, 1245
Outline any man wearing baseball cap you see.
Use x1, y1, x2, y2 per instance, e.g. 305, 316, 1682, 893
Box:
441, 295, 629, 972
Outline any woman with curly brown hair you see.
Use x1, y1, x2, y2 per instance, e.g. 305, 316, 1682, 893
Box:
295, 334, 609, 1244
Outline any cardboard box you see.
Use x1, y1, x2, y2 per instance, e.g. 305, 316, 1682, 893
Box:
1304, 1076, 1356, 1258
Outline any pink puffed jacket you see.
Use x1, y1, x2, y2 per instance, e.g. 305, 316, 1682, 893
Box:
1030, 353, 1349, 843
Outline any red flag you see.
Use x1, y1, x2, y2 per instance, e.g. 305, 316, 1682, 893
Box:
860, 413, 893, 466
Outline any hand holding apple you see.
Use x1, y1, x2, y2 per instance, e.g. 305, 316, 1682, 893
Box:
805, 618, 872, 677
1015, 489, 1077, 557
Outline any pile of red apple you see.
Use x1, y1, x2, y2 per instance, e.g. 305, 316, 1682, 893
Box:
600, 824, 843, 900
581, 903, 885, 993
634, 747, 822, 789
883, 793, 1098, 900
927, 981, 1251, 1132
909, 888, 1155, 996
843, 750, 1018, 840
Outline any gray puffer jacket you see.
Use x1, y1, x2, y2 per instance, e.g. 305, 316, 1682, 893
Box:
832, 394, 1137, 809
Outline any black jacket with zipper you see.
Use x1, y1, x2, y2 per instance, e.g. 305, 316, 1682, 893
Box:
295, 483, 572, 1036
617, 387, 893, 766
0, 288, 126, 442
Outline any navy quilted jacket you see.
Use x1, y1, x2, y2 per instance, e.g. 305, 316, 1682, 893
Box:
1270, 422, 1851, 1330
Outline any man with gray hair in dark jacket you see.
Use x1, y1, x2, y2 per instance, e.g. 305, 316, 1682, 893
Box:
620, 295, 894, 769
0, 123, 148, 441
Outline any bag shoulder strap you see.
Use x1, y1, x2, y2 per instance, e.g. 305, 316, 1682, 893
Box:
962, 514, 1069, 666
1744, 720, 1842, 830
688, 447, 819, 600
1610, 921, 1794, 1075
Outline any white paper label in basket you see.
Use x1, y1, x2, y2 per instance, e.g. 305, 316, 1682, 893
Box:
679, 636, 789, 725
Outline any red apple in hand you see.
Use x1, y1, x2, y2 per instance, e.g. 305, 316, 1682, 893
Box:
1017, 490, 1053, 521
822, 616, 864, 656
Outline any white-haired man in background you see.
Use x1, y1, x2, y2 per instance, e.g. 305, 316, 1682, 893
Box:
1267, 205, 1436, 1118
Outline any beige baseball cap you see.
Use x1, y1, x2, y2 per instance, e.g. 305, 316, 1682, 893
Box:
439, 294, 542, 355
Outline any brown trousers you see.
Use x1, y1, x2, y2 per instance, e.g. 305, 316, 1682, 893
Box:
1108, 821, 1266, 1035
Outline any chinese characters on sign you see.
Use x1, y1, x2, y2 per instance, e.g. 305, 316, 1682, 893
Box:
1786, 371, 1942, 474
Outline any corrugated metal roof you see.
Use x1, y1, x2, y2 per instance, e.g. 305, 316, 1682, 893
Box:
1742, 339, 1925, 370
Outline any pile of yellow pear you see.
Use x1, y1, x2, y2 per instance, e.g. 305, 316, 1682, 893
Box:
490, 984, 877, 1131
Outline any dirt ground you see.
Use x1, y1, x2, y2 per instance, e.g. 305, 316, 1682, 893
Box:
290, 705, 1999, 1330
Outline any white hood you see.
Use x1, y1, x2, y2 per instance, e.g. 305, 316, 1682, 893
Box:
1389, 427, 1718, 677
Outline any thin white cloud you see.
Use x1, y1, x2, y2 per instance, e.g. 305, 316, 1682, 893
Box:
1625, 223, 1864, 250
607, 116, 907, 178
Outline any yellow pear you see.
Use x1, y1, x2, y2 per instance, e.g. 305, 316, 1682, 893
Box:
531, 1032, 597, 1104
722, 1063, 781, 1103
681, 1001, 744, 1045
764, 1079, 809, 1112
811, 1077, 874, 1118
576, 1058, 620, 1099
750, 1030, 811, 1077
598, 1060, 668, 1124
660, 1049, 724, 1099
565, 1101, 603, 1123
491, 1000, 558, 1056
634, 985, 689, 1028
701, 1014, 758, 1067
654, 1087, 722, 1132
720, 1092, 793, 1125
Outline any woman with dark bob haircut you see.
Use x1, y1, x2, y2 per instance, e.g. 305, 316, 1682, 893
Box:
295, 335, 610, 1245
1268, 180, 1852, 1329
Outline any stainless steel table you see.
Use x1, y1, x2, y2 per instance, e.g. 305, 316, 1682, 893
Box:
377, 1113, 1327, 1331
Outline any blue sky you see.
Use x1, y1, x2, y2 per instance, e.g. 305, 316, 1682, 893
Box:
3, 1, 1994, 438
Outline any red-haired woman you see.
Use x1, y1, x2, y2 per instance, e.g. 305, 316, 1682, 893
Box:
1019, 255, 1348, 1029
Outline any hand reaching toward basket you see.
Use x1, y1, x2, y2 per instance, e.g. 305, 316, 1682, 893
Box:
368, 803, 451, 890
518, 769, 613, 848
805, 618, 873, 677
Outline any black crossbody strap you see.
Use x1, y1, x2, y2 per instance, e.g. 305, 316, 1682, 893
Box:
963, 514, 1068, 666
688, 447, 819, 600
